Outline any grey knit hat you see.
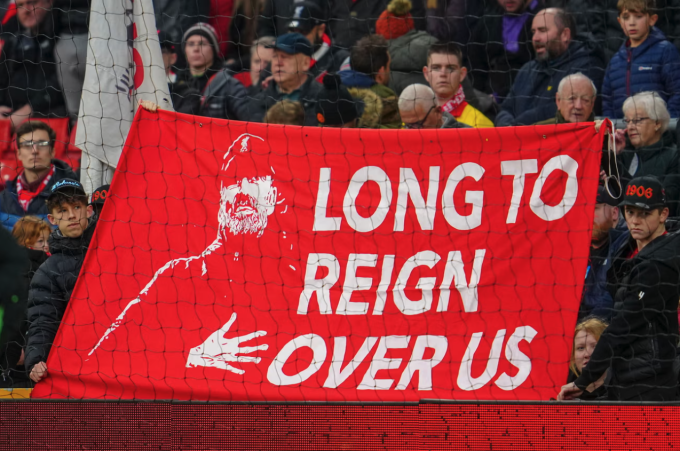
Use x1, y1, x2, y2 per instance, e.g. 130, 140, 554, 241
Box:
182, 22, 221, 59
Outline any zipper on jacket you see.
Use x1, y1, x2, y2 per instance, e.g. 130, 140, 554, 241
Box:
649, 321, 658, 360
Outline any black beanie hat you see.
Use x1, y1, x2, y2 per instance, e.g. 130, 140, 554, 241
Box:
316, 74, 363, 126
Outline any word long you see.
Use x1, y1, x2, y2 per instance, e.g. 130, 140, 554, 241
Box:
313, 156, 580, 232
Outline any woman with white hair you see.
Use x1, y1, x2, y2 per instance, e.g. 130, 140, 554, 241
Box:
617, 91, 680, 212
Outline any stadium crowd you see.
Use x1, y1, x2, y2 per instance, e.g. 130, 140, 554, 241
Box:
0, 0, 680, 402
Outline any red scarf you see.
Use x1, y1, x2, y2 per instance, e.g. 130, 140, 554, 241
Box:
17, 165, 55, 211
440, 86, 468, 117
311, 34, 333, 84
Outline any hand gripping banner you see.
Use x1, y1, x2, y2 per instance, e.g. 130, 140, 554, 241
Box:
33, 111, 605, 401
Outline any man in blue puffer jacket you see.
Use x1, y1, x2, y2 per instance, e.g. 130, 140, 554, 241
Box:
602, 1, 680, 118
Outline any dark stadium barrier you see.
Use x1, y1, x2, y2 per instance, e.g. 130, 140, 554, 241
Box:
2, 400, 679, 450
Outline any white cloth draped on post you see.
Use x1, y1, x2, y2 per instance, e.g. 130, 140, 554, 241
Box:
77, 0, 174, 195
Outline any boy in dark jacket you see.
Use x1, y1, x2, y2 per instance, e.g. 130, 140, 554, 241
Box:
559, 176, 680, 401
602, 0, 680, 118
25, 179, 96, 384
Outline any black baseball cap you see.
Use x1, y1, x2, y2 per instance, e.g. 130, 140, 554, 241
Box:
288, 2, 326, 35
596, 185, 619, 207
158, 30, 176, 53
619, 176, 667, 210
48, 178, 86, 198
267, 33, 313, 57
91, 184, 110, 205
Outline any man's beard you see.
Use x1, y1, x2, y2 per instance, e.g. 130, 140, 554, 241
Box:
220, 200, 269, 237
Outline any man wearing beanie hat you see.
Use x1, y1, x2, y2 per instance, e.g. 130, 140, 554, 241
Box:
579, 185, 629, 322
173, 23, 249, 120
376, 0, 439, 96
316, 74, 362, 128
175, 23, 224, 95
247, 33, 323, 126
560, 176, 680, 402
288, 2, 348, 83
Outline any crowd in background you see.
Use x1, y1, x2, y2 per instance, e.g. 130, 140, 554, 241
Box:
0, 0, 680, 402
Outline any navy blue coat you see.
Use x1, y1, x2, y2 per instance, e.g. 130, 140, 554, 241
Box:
580, 227, 630, 322
495, 39, 606, 126
602, 28, 680, 118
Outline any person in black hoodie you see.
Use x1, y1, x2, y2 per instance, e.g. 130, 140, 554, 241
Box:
559, 176, 680, 402
0, 216, 50, 387
25, 178, 96, 383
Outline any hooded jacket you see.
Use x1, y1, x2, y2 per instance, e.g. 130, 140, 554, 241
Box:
339, 70, 401, 128
387, 30, 438, 95
575, 229, 680, 401
348, 87, 383, 128
495, 38, 606, 126
603, 28, 680, 118
0, 159, 78, 230
247, 75, 323, 126
24, 218, 97, 373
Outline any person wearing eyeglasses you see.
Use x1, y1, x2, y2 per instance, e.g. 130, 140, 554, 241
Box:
535, 73, 597, 125
615, 91, 680, 215
0, 121, 77, 230
398, 83, 470, 129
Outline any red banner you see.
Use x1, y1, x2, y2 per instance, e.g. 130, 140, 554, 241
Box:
32, 110, 605, 401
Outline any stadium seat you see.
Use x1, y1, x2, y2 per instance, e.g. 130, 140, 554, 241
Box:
0, 119, 17, 183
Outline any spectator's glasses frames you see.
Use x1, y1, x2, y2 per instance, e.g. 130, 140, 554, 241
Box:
623, 117, 652, 126
404, 106, 439, 130
19, 140, 52, 151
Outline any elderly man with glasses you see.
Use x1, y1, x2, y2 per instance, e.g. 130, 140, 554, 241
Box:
0, 121, 77, 230
535, 73, 598, 125
398, 84, 470, 129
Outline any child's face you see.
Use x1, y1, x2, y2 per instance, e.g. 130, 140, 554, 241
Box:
618, 9, 658, 44
48, 201, 93, 238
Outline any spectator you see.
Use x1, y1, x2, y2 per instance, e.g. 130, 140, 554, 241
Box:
53, 0, 90, 120
559, 176, 680, 402
247, 33, 323, 126
0, 226, 29, 385
316, 74, 363, 127
468, 0, 545, 101
0, 216, 50, 388
172, 23, 225, 115
375, 0, 438, 96
25, 178, 97, 384
580, 186, 629, 322
616, 92, 680, 214
327, 0, 427, 50
0, 121, 77, 230
288, 2, 349, 82
566, 318, 609, 400
423, 42, 493, 128
0, 0, 66, 128
426, 0, 485, 47
264, 100, 306, 125
348, 87, 384, 128
90, 185, 109, 218
246, 37, 275, 93
153, 0, 210, 61
258, 0, 328, 39
599, 0, 680, 60
208, 0, 234, 58
495, 8, 606, 126
398, 83, 470, 128
536, 73, 598, 124
339, 34, 401, 128
159, 33, 200, 115
602, 0, 680, 118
